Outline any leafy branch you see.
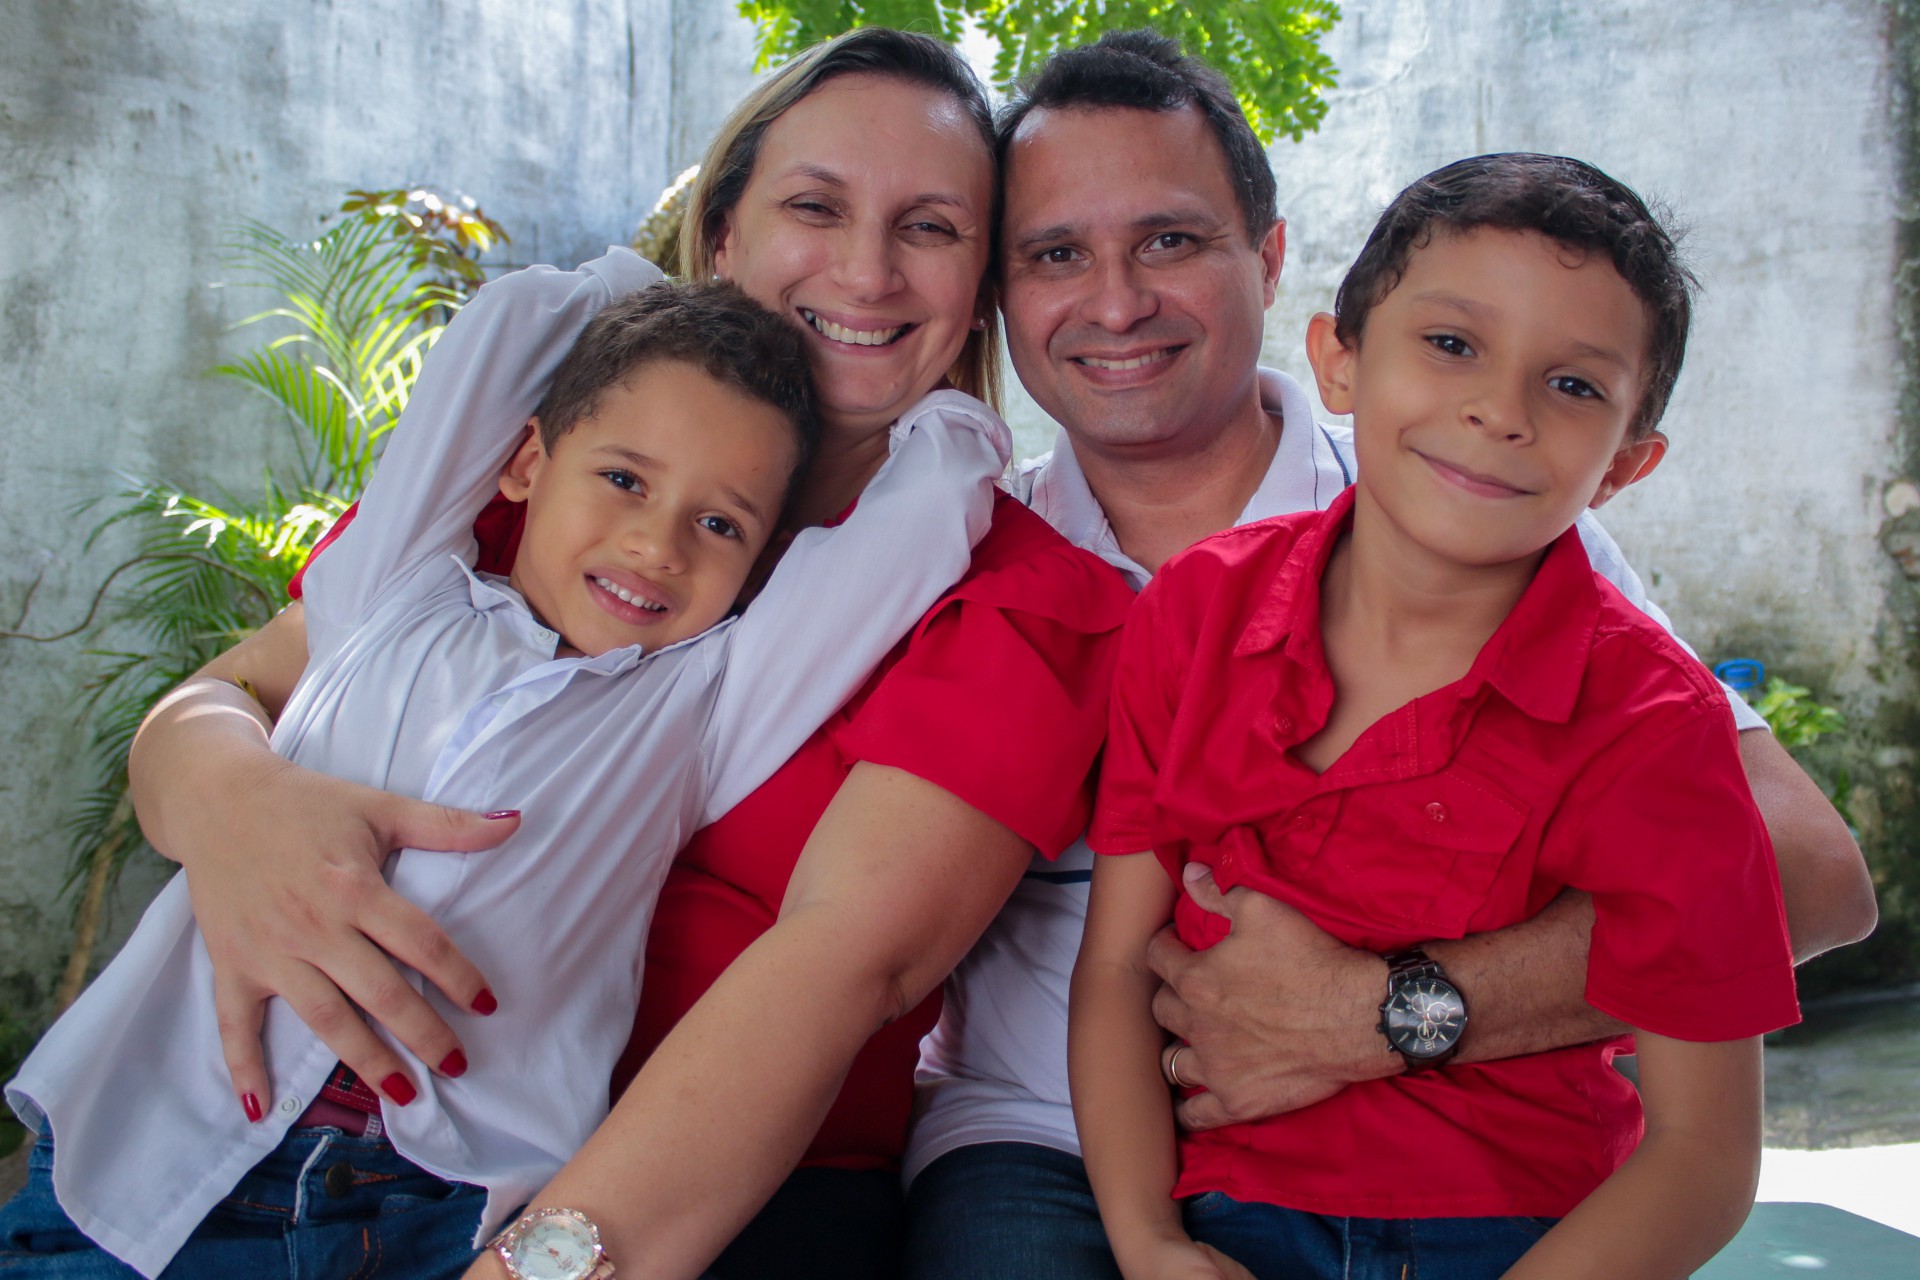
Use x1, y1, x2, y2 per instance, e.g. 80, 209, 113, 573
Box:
737, 0, 1342, 143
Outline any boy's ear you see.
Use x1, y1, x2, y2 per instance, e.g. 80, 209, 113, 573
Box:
498, 421, 545, 501
1589, 430, 1667, 509
1304, 311, 1358, 416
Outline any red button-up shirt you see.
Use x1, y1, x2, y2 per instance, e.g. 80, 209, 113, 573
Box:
1090, 487, 1798, 1218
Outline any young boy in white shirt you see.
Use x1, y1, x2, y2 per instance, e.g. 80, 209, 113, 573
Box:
4, 247, 1009, 1279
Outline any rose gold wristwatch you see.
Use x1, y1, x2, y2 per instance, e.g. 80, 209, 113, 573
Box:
488, 1207, 617, 1280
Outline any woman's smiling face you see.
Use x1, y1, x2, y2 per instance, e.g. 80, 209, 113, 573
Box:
713, 73, 995, 437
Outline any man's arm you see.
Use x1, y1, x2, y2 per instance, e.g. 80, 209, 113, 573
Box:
1153, 728, 1874, 1131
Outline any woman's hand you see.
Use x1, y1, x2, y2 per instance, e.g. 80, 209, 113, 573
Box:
129, 605, 517, 1116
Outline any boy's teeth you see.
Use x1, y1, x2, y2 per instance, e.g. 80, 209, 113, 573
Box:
595, 577, 667, 611
1081, 350, 1172, 371
802, 309, 906, 347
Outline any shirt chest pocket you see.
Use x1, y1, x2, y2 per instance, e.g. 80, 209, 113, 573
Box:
1295, 769, 1531, 941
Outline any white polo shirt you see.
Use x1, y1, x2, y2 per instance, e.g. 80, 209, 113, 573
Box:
8, 249, 1012, 1278
905, 367, 1762, 1181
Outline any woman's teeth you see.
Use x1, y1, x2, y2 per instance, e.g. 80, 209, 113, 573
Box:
802, 309, 907, 347
595, 577, 667, 612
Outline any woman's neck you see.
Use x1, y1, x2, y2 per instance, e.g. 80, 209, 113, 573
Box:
789, 414, 895, 528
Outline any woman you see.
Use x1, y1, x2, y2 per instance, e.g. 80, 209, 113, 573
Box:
123, 27, 1133, 1280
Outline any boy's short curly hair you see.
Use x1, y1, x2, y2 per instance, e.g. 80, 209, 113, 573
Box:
996, 28, 1277, 245
1333, 153, 1696, 439
532, 280, 819, 506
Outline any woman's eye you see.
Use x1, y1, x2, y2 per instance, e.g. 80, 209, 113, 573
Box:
601, 469, 642, 493
1425, 333, 1472, 357
698, 514, 742, 540
787, 198, 838, 221
1550, 374, 1602, 400
902, 218, 958, 241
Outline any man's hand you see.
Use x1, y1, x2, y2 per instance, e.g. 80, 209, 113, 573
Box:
1147, 863, 1397, 1131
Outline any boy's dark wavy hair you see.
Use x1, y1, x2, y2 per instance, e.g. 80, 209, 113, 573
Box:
532, 280, 820, 511
996, 28, 1277, 244
1334, 153, 1695, 439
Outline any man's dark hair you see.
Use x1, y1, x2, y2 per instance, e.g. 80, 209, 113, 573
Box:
1334, 153, 1696, 439
995, 29, 1277, 244
532, 280, 820, 510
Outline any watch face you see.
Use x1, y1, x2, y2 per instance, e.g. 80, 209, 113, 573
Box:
1383, 976, 1466, 1059
506, 1212, 601, 1280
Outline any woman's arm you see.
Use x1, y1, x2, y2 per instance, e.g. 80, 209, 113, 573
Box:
1501, 1032, 1764, 1279
128, 602, 512, 1114
462, 762, 1033, 1280
1071, 852, 1254, 1280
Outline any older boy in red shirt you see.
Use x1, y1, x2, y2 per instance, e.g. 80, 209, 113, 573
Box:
1076, 153, 1799, 1280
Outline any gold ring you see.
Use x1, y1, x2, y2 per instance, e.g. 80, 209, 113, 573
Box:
1164, 1044, 1194, 1090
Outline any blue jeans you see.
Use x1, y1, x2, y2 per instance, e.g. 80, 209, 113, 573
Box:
903, 1141, 1120, 1280
0, 1130, 486, 1278
1185, 1190, 1559, 1280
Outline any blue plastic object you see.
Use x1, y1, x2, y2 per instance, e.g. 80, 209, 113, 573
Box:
1715, 658, 1766, 695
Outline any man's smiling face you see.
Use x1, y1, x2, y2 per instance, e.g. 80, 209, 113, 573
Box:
998, 104, 1283, 461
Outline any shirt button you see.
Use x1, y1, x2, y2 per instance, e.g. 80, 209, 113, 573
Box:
1292, 814, 1312, 831
279, 1096, 303, 1115
1424, 802, 1449, 824
1274, 713, 1296, 736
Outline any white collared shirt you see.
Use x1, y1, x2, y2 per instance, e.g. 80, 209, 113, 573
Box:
905, 367, 1758, 1181
9, 249, 1011, 1277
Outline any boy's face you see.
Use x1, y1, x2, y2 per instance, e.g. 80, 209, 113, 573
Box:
498, 360, 796, 657
1307, 226, 1667, 570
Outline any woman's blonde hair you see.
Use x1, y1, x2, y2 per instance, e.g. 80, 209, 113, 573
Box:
680, 27, 1002, 411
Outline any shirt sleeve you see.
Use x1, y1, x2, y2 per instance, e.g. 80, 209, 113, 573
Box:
1574, 511, 1768, 733
1088, 574, 1184, 858
300, 248, 663, 656
1548, 694, 1799, 1042
697, 391, 1011, 824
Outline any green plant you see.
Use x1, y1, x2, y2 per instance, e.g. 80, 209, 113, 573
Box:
3, 189, 505, 1010
1751, 677, 1846, 752
737, 0, 1342, 143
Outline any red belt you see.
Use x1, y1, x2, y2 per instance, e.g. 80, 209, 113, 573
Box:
294, 1063, 383, 1138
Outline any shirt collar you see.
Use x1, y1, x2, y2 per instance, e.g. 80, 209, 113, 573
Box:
454, 556, 731, 673
1017, 367, 1349, 591
1232, 488, 1602, 727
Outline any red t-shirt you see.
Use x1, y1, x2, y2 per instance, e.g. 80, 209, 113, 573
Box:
297, 488, 1134, 1170
1090, 488, 1799, 1218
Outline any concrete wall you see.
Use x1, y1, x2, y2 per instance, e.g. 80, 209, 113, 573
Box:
1254, 0, 1912, 991
0, 0, 760, 1027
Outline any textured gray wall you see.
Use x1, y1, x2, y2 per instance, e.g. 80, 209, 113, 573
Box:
0, 0, 759, 1023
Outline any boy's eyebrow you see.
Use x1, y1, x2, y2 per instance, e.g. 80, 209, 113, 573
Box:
590, 444, 768, 524
1411, 290, 1637, 373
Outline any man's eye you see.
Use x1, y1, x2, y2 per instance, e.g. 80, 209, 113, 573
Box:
1146, 232, 1192, 252
1425, 333, 1472, 357
698, 514, 742, 539
1035, 245, 1080, 266
1550, 374, 1602, 400
601, 469, 642, 493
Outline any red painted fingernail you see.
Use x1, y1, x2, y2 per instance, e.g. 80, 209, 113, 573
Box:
471, 987, 498, 1016
380, 1073, 418, 1106
438, 1048, 468, 1078
484, 810, 520, 821
242, 1092, 264, 1124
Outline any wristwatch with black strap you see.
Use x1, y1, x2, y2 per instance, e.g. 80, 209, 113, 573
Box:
1377, 946, 1469, 1071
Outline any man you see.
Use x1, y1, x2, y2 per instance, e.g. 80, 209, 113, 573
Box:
901, 30, 1876, 1278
